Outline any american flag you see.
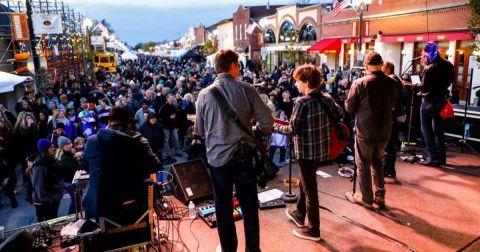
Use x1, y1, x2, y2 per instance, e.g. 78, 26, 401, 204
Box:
332, 0, 351, 16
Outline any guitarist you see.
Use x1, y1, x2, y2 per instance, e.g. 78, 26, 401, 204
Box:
195, 49, 273, 252
274, 64, 343, 242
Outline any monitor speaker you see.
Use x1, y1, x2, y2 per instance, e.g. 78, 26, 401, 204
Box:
171, 159, 213, 205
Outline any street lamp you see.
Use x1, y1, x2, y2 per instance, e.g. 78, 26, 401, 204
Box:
351, 0, 372, 63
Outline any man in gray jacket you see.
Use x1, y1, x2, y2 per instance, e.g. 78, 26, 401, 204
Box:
195, 49, 273, 252
345, 52, 398, 209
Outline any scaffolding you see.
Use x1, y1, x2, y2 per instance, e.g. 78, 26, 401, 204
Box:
0, 0, 87, 81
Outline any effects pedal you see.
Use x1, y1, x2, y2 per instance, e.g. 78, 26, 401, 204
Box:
197, 204, 216, 217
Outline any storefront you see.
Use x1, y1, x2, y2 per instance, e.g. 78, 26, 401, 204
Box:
381, 31, 475, 102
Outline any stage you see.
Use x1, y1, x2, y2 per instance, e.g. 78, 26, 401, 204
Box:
164, 149, 480, 252
1, 148, 479, 252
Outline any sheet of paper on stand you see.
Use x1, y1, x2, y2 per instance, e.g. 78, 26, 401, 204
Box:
316, 170, 332, 178
257, 189, 283, 203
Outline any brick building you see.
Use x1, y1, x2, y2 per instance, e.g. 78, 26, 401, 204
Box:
232, 5, 283, 61
319, 0, 475, 102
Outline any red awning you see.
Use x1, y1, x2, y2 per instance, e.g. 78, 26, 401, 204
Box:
307, 38, 341, 54
381, 31, 474, 43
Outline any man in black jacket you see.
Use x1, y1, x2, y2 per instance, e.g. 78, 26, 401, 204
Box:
419, 41, 455, 166
159, 94, 181, 164
139, 112, 164, 159
31, 139, 64, 222
83, 108, 162, 220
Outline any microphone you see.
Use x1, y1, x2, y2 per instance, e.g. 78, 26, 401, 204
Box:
411, 56, 422, 61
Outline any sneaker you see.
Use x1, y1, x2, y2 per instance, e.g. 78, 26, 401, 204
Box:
293, 227, 321, 241
384, 176, 398, 184
374, 196, 386, 208
345, 192, 374, 210
286, 209, 305, 227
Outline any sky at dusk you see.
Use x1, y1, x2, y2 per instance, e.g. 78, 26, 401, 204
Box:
67, 0, 325, 45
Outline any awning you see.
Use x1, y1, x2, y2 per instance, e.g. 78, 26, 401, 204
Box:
0, 71, 33, 93
307, 38, 341, 54
381, 31, 474, 43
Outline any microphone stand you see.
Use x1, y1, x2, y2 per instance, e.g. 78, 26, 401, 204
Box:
282, 135, 298, 203
400, 58, 422, 157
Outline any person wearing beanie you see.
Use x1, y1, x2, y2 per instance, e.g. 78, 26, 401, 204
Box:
419, 41, 455, 166
345, 52, 399, 210
47, 121, 70, 148
31, 139, 64, 222
57, 136, 79, 215
134, 100, 154, 130
139, 111, 164, 160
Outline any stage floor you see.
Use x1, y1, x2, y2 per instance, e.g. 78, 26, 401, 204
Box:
162, 150, 480, 252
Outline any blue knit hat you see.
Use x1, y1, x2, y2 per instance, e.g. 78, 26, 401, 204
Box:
57, 136, 71, 149
423, 41, 439, 65
37, 139, 53, 153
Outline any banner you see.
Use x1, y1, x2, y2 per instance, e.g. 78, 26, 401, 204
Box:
32, 14, 63, 34
90, 36, 104, 46
11, 13, 29, 41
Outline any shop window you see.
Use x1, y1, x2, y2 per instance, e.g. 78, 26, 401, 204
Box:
279, 21, 296, 43
264, 29, 276, 44
299, 23, 317, 43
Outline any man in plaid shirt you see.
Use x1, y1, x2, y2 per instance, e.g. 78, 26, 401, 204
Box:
274, 65, 343, 241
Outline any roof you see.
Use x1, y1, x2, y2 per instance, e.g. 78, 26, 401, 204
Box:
246, 5, 284, 21
211, 18, 233, 27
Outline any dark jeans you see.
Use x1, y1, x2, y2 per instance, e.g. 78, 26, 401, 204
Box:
355, 138, 387, 204
35, 200, 60, 222
2, 164, 17, 202
65, 184, 76, 215
296, 159, 320, 235
384, 122, 400, 177
208, 150, 260, 252
268, 146, 286, 162
420, 96, 447, 162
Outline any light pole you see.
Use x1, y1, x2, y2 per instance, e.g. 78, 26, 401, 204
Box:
351, 0, 372, 64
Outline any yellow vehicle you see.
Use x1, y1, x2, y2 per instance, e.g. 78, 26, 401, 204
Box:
93, 52, 118, 73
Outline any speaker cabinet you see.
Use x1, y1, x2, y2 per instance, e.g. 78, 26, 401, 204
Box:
171, 159, 213, 205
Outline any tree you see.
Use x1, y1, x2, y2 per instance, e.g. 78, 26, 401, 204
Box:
141, 41, 157, 52
202, 40, 216, 55
468, 0, 480, 53
283, 29, 307, 66
133, 43, 144, 50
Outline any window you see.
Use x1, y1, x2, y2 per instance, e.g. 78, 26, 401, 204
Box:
264, 29, 276, 44
299, 23, 317, 42
244, 23, 247, 40
279, 21, 295, 43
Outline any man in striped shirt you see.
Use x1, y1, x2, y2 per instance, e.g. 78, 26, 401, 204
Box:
274, 64, 343, 241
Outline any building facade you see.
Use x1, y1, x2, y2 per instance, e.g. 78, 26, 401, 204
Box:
320, 0, 475, 103
232, 5, 283, 61
261, 4, 322, 71
214, 19, 234, 51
